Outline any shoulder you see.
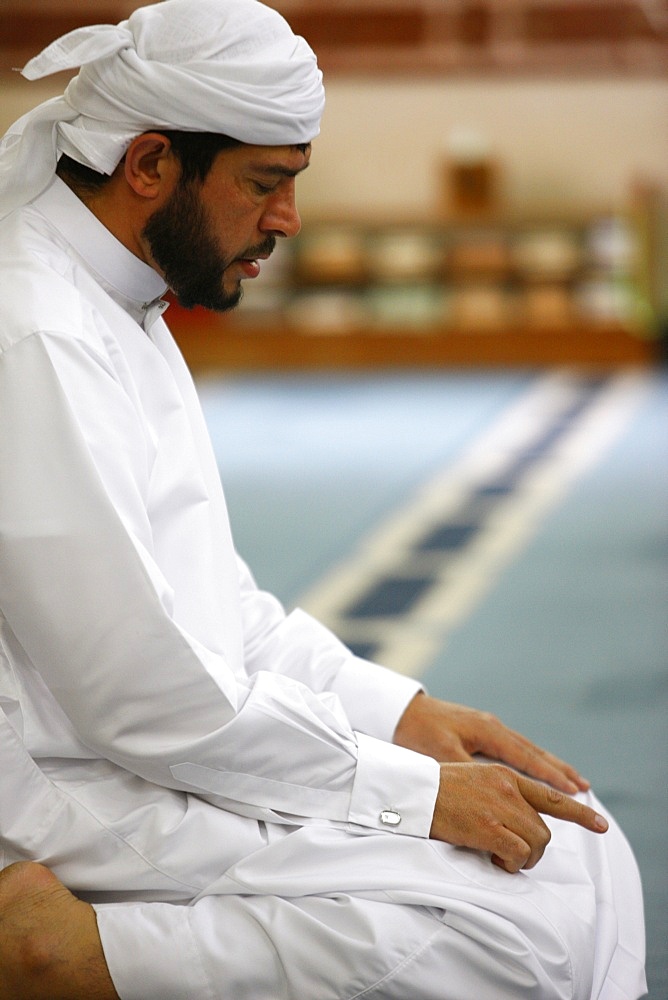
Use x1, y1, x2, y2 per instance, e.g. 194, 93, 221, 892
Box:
0, 207, 88, 354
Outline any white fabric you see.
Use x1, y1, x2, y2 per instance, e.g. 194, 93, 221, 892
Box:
0, 0, 324, 220
0, 705, 647, 998
95, 803, 647, 1000
0, 180, 647, 998
0, 177, 434, 849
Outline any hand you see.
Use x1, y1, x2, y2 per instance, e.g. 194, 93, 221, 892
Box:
394, 692, 590, 795
429, 762, 608, 873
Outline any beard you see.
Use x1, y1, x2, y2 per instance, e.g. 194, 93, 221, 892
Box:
142, 179, 275, 312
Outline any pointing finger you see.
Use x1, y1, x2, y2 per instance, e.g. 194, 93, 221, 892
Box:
518, 777, 608, 833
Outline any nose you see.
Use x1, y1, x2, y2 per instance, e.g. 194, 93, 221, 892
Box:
260, 181, 302, 239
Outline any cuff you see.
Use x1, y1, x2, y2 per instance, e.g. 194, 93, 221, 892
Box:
348, 732, 439, 838
329, 656, 424, 743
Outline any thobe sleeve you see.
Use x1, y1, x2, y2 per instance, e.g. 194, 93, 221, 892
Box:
236, 556, 425, 743
0, 330, 438, 837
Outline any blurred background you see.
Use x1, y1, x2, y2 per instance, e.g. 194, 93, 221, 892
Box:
2, 0, 668, 366
2, 2, 667, 996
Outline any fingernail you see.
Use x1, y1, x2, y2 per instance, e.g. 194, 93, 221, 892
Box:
594, 813, 609, 832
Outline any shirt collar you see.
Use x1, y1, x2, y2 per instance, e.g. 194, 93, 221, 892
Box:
32, 176, 169, 327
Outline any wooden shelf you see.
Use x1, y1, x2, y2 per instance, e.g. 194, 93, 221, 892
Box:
170, 315, 657, 371
166, 203, 660, 371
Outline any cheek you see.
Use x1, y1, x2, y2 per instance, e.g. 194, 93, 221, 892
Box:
209, 206, 250, 245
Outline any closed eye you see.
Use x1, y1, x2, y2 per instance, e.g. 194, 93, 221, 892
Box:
253, 180, 279, 195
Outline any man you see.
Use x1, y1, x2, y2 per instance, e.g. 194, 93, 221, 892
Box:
0, 1, 646, 997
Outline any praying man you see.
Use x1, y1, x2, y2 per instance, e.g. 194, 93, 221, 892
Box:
0, 2, 647, 997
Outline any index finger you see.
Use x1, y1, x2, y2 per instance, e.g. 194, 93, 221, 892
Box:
518, 776, 609, 834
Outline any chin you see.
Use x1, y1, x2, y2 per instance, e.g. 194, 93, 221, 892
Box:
171, 283, 243, 313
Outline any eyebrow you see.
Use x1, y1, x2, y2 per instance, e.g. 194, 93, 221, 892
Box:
250, 161, 311, 179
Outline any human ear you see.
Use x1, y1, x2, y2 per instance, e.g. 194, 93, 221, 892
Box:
123, 133, 176, 200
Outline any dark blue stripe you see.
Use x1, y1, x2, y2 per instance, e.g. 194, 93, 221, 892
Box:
338, 378, 610, 633
344, 576, 435, 618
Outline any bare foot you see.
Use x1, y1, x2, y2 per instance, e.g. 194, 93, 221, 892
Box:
0, 862, 119, 999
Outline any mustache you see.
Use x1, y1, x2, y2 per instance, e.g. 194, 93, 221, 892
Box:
239, 235, 276, 260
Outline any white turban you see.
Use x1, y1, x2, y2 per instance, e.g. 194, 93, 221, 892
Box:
0, 0, 324, 219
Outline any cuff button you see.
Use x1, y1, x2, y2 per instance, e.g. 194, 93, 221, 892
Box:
380, 809, 401, 827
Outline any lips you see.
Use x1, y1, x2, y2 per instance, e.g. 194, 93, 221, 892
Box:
238, 258, 261, 278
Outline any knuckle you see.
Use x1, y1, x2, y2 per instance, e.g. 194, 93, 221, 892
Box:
521, 846, 534, 867
484, 818, 509, 850
487, 817, 506, 839
538, 823, 552, 848
513, 844, 532, 871
492, 768, 517, 798
523, 848, 543, 870
490, 830, 512, 857
546, 786, 565, 806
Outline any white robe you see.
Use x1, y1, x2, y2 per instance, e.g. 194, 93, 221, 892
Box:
0, 177, 647, 999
